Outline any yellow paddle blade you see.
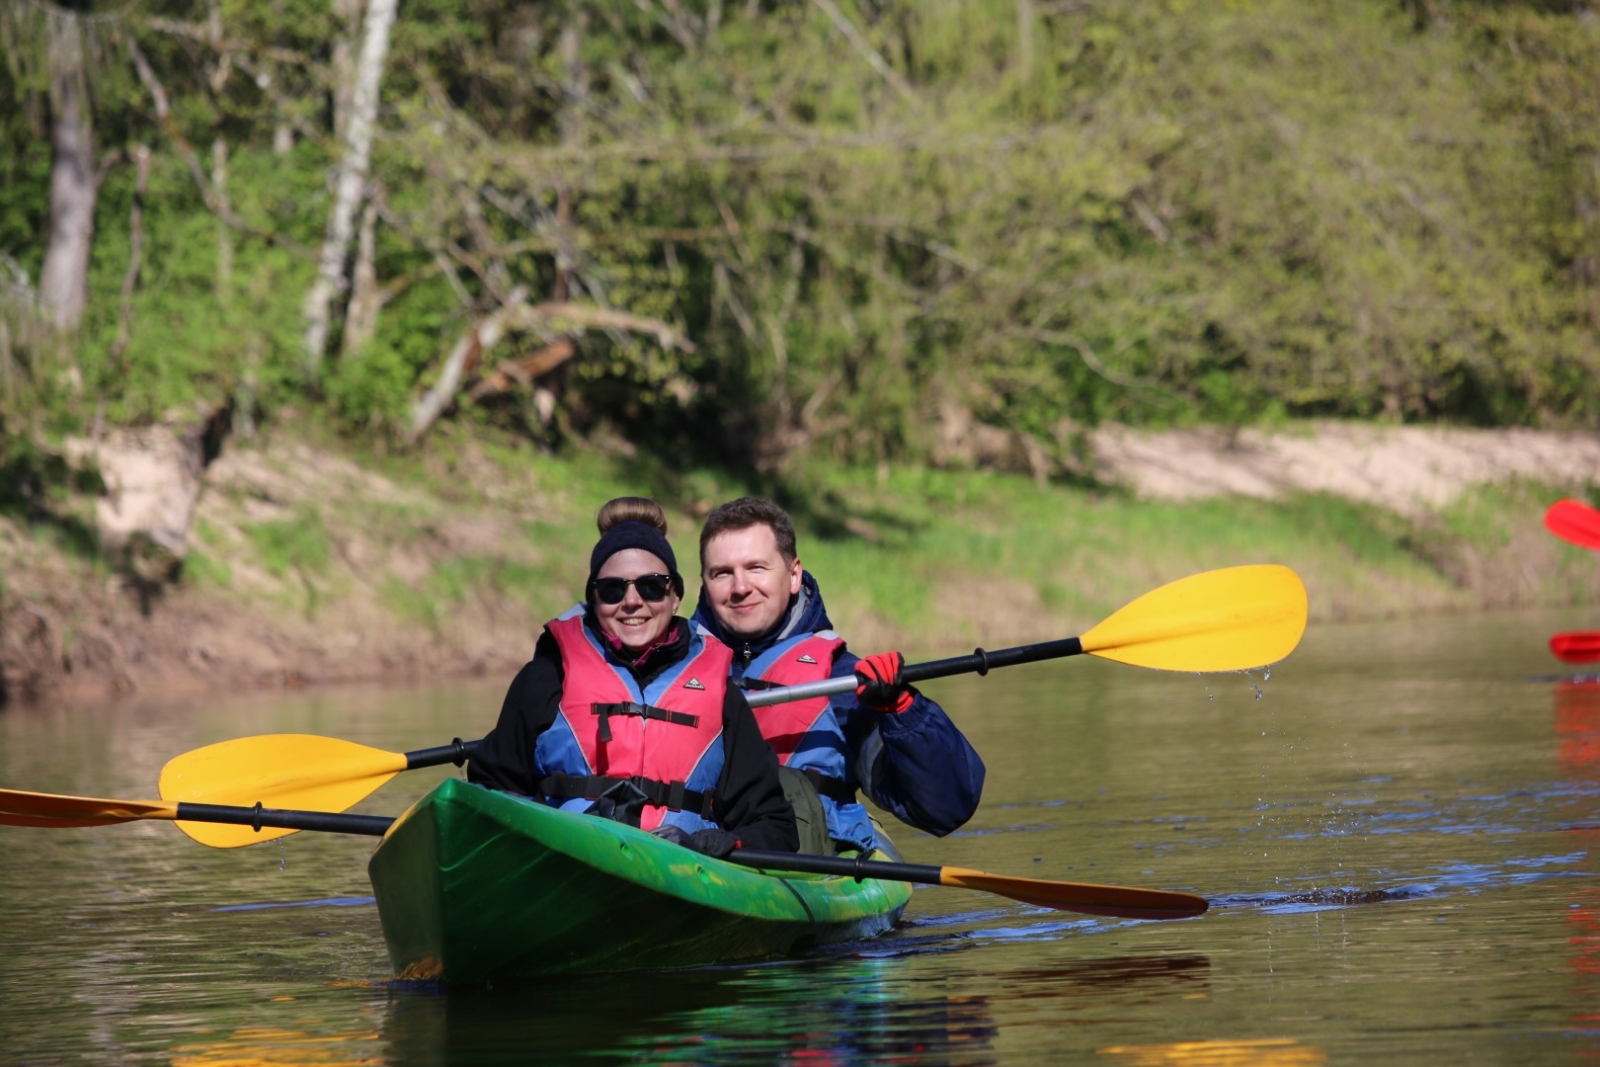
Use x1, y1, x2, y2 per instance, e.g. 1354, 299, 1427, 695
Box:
938, 866, 1208, 920
159, 734, 407, 848
1079, 564, 1307, 673
0, 787, 178, 827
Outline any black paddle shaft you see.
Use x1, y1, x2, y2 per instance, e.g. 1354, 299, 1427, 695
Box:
174, 802, 395, 837
405, 636, 1090, 769
405, 737, 479, 770
730, 848, 946, 886
900, 636, 1085, 685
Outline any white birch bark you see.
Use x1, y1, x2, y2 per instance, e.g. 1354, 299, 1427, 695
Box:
39, 9, 95, 334
341, 195, 382, 357
301, 0, 395, 376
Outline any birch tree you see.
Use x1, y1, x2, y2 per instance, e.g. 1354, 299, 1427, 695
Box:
302, 0, 395, 377
38, 7, 94, 334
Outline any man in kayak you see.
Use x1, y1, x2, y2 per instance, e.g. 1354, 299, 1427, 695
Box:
467, 497, 798, 857
692, 497, 985, 853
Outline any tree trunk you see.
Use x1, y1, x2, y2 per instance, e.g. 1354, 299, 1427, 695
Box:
108, 144, 152, 367
342, 195, 382, 357
213, 138, 233, 305
1015, 0, 1034, 78
330, 0, 363, 142
39, 9, 95, 334
302, 0, 396, 377
554, 6, 587, 302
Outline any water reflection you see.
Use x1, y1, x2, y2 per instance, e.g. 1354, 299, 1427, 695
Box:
374, 953, 1206, 1066
1098, 1038, 1326, 1066
171, 1028, 383, 1066
1554, 680, 1600, 1039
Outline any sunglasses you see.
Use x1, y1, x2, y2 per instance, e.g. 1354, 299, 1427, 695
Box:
592, 573, 676, 605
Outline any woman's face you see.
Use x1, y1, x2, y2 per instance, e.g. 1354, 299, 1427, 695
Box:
593, 548, 681, 652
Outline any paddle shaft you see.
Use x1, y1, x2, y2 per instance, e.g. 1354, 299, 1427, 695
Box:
398, 638, 1086, 773
731, 848, 950, 884
176, 802, 392, 837
747, 637, 1084, 707
166, 798, 1204, 918
731, 848, 1207, 919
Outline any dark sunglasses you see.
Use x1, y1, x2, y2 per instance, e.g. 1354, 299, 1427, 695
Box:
592, 573, 675, 605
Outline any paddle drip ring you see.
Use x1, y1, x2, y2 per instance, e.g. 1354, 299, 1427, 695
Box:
251, 801, 264, 833
972, 648, 991, 676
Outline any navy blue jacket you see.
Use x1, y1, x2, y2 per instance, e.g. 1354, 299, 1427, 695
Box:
691, 571, 985, 837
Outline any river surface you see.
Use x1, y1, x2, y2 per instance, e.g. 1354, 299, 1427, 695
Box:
4, 607, 1600, 1064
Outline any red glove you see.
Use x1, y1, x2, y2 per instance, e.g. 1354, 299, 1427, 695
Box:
855, 651, 914, 713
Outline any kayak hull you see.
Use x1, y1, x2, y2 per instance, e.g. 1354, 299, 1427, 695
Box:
368, 778, 909, 983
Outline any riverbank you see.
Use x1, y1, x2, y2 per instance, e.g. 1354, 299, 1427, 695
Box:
2, 420, 1597, 708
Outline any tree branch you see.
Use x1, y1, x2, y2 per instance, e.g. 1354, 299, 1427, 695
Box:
407, 294, 695, 443
809, 0, 918, 105
124, 34, 311, 258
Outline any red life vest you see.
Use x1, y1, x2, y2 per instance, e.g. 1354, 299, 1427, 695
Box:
745, 631, 847, 765
543, 611, 732, 832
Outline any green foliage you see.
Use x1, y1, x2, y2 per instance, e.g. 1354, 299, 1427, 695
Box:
5, 0, 1599, 468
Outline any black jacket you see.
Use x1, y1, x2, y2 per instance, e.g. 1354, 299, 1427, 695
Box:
467, 617, 798, 852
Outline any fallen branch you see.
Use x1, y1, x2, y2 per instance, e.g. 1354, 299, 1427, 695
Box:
407, 295, 694, 443
466, 338, 576, 401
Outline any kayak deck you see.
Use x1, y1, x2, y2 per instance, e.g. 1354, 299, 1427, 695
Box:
368, 778, 910, 983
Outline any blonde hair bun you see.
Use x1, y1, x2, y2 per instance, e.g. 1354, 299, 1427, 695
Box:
596, 496, 668, 536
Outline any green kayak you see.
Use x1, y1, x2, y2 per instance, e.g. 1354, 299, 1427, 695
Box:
367, 778, 911, 983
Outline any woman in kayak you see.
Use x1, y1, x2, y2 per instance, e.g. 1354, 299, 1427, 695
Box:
467, 497, 799, 857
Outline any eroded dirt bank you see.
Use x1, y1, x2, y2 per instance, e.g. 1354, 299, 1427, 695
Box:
3, 421, 1597, 709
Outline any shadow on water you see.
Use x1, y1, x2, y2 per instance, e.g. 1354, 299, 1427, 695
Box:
367, 953, 1208, 1066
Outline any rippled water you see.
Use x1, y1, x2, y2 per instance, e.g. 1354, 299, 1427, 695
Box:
4, 607, 1600, 1064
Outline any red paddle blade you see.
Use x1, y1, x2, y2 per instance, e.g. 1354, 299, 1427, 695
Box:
1552, 633, 1600, 664
1546, 499, 1600, 551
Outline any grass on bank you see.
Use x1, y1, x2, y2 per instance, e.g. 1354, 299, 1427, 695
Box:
313, 435, 1600, 652
8, 422, 1595, 656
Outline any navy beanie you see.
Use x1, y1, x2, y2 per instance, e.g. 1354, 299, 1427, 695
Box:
588, 521, 682, 593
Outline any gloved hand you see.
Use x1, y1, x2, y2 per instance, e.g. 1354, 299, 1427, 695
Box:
685, 828, 740, 858
855, 650, 914, 713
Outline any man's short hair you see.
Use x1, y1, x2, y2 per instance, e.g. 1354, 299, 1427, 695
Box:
699, 497, 799, 569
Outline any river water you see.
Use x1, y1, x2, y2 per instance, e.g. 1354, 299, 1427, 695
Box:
3, 607, 1600, 1064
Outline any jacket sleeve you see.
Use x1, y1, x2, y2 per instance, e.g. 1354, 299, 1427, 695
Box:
711, 688, 799, 852
831, 648, 986, 836
466, 633, 564, 797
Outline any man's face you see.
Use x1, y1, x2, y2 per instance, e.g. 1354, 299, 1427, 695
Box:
700, 524, 804, 639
